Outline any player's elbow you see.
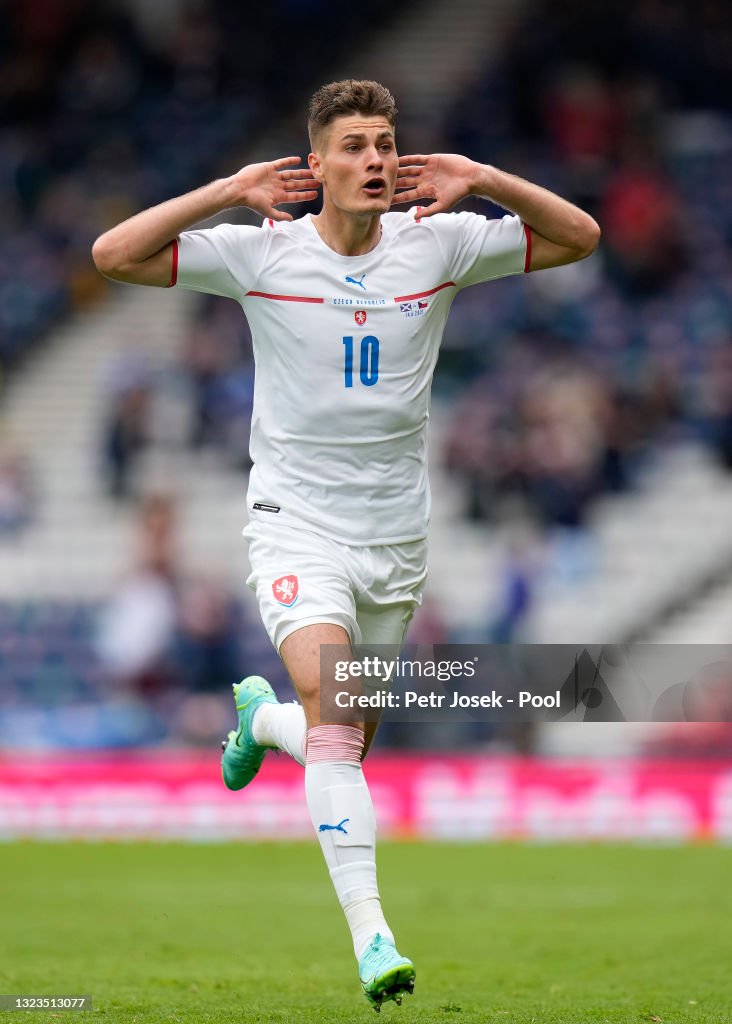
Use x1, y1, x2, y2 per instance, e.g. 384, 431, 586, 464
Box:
92, 233, 131, 281
92, 234, 119, 279
575, 215, 601, 260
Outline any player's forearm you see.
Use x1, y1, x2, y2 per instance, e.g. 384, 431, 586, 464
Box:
471, 164, 600, 256
92, 177, 239, 276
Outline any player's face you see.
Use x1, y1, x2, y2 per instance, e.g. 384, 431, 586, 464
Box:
310, 115, 398, 216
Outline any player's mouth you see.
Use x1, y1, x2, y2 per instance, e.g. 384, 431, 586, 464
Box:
362, 177, 386, 197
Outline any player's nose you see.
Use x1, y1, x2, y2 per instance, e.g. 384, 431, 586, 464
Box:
365, 146, 383, 169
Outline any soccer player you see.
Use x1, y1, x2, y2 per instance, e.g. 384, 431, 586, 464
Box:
92, 79, 600, 1010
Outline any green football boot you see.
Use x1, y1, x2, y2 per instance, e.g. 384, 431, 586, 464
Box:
221, 675, 278, 791
358, 933, 416, 1012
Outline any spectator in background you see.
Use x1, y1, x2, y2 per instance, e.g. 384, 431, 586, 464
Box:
701, 341, 732, 471
174, 572, 242, 693
180, 298, 255, 468
183, 321, 226, 451
489, 523, 541, 642
600, 146, 684, 296
0, 436, 35, 535
100, 346, 152, 499
96, 492, 178, 692
544, 66, 625, 179
443, 376, 507, 522
444, 356, 615, 530
96, 489, 247, 738
520, 362, 609, 529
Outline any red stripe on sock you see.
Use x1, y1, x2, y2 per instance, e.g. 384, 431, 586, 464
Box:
305, 724, 363, 764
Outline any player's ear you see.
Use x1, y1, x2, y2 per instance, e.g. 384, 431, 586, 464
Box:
308, 151, 323, 182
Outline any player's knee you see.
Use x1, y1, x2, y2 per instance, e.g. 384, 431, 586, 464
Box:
290, 672, 321, 712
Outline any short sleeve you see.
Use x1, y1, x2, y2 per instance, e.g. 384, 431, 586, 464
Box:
432, 211, 529, 289
176, 223, 265, 300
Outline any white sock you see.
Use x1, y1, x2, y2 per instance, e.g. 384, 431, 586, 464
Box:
305, 725, 394, 961
252, 701, 306, 767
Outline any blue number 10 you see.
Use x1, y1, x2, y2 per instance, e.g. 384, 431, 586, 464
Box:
343, 335, 379, 388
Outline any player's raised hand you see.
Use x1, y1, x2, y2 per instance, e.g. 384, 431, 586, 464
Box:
392, 153, 479, 217
231, 157, 320, 222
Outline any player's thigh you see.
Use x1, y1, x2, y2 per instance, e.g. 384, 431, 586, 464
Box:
281, 622, 380, 755
356, 540, 427, 755
279, 621, 356, 726
357, 604, 412, 758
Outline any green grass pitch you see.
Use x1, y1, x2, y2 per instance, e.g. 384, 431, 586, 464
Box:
1, 841, 731, 1023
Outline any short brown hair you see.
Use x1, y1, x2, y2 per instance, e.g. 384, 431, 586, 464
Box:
308, 79, 397, 150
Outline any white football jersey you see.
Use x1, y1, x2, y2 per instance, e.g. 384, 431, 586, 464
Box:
175, 209, 529, 545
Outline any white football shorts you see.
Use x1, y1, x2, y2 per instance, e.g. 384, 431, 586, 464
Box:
243, 519, 427, 651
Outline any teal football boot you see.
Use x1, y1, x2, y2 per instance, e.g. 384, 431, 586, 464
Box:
221, 676, 278, 791
358, 933, 416, 1012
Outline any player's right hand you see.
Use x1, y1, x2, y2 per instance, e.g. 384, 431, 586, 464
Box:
230, 157, 320, 222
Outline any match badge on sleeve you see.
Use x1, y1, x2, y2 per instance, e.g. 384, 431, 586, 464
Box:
354, 310, 367, 326
272, 574, 299, 607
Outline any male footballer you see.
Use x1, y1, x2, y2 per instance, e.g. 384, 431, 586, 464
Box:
93, 79, 599, 1011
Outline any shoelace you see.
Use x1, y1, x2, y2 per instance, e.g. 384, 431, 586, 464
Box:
362, 935, 399, 975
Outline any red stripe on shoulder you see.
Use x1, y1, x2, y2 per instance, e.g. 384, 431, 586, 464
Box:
168, 238, 179, 287
268, 218, 274, 228
523, 223, 532, 273
246, 291, 324, 304
393, 281, 456, 302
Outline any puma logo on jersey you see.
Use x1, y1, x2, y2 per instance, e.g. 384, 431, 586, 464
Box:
345, 274, 366, 290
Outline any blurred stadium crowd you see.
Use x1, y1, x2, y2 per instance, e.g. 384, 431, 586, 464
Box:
1, 0, 732, 752
442, 0, 732, 532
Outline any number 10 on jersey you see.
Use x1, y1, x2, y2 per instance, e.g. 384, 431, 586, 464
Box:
343, 335, 379, 388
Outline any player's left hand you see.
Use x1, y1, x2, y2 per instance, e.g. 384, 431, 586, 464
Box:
391, 153, 479, 217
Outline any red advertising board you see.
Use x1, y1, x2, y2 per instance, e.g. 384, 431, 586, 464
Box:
1, 754, 731, 841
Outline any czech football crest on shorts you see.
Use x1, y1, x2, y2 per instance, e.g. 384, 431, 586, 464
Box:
354, 310, 367, 326
272, 574, 299, 607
